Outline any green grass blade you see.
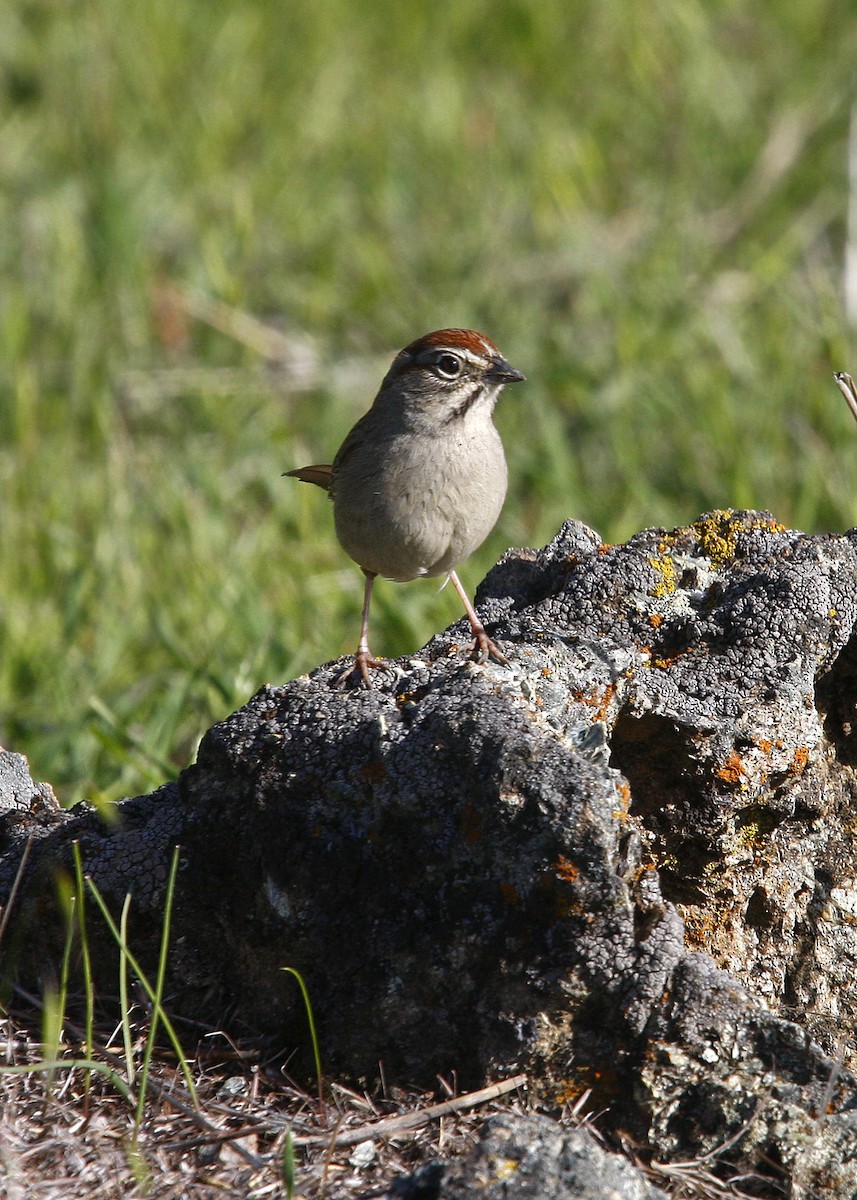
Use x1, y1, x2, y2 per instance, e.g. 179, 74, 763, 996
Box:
134, 843, 182, 1128
119, 892, 136, 1087
83, 851, 198, 1108
72, 842, 95, 1106
87, 694, 178, 781
43, 872, 78, 1098
39, 987, 64, 1100
281, 966, 323, 1106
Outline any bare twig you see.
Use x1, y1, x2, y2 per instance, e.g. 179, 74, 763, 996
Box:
289, 1073, 527, 1149
834, 371, 857, 425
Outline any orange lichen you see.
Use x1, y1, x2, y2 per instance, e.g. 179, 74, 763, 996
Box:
554, 1082, 579, 1107
789, 746, 810, 776
552, 1065, 623, 1109
554, 855, 580, 883
716, 751, 746, 786
570, 683, 616, 720
593, 683, 616, 721
554, 1077, 599, 1107
612, 781, 632, 821
649, 613, 664, 628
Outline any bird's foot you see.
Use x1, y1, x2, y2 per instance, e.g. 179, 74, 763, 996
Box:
447, 570, 510, 669
468, 629, 509, 666
332, 650, 396, 689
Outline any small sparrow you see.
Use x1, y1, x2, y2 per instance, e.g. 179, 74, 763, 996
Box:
286, 328, 525, 686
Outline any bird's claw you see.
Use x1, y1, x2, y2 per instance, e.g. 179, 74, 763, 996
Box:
466, 631, 509, 666
332, 651, 397, 689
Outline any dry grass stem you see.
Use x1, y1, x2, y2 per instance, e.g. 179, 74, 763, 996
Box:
0, 1001, 527, 1199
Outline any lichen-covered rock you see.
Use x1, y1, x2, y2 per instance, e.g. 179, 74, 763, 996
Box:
389, 1112, 669, 1199
0, 748, 61, 845
638, 954, 857, 1198
4, 510, 857, 1196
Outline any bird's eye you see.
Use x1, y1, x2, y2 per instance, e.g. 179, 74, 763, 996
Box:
435, 353, 462, 379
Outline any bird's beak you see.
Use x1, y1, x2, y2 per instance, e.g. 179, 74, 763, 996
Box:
487, 355, 526, 385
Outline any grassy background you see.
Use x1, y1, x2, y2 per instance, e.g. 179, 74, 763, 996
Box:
1, 0, 855, 805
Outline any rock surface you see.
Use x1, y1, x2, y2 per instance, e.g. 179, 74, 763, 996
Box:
3, 509, 857, 1196
389, 1112, 670, 1199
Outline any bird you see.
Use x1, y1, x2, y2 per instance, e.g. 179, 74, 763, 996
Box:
286, 328, 525, 686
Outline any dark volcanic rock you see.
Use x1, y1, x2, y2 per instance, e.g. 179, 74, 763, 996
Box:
4, 510, 857, 1196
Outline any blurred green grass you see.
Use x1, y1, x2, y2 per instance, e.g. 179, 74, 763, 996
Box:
1, 0, 855, 803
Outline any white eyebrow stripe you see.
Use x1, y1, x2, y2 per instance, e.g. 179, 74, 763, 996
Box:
433, 346, 489, 366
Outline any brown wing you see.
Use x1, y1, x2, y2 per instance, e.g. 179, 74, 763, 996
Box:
283, 464, 334, 491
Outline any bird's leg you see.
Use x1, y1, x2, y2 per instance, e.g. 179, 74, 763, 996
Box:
448, 569, 509, 665
334, 570, 394, 688
355, 570, 381, 684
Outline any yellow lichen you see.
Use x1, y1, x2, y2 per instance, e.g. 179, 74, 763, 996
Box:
693, 510, 785, 567
651, 650, 686, 669
648, 544, 678, 597
735, 819, 764, 849
490, 1158, 520, 1181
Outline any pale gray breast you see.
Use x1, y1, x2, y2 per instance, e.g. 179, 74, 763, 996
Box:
333, 416, 507, 582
